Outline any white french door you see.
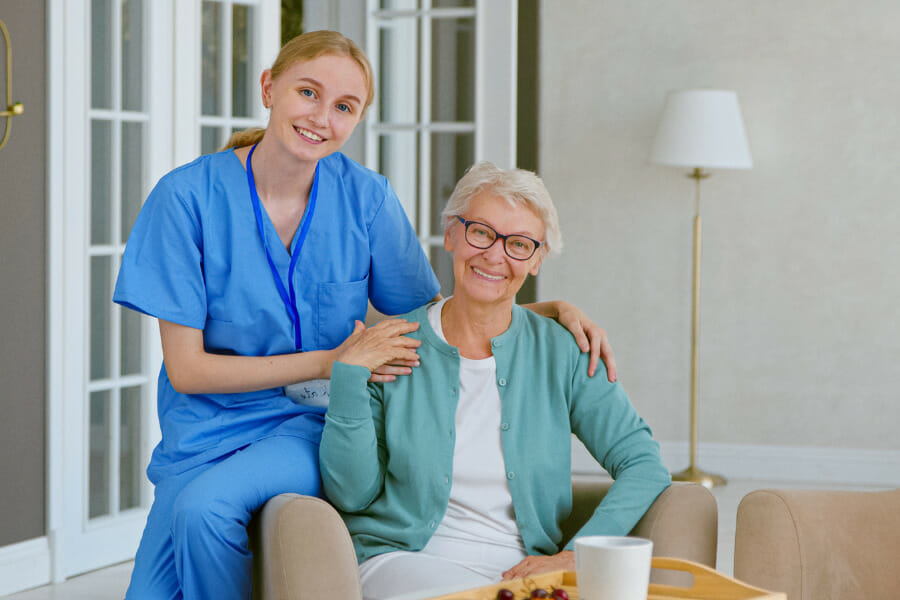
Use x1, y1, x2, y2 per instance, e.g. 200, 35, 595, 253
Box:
364, 0, 517, 295
48, 0, 278, 580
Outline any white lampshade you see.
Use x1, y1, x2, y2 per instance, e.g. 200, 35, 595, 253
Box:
649, 89, 752, 170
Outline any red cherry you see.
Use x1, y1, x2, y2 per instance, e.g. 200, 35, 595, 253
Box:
551, 590, 569, 600
496, 589, 515, 600
531, 590, 549, 598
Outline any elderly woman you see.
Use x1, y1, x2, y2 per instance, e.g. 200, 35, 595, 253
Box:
319, 162, 671, 600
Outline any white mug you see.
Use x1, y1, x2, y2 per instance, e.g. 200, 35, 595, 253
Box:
574, 535, 653, 600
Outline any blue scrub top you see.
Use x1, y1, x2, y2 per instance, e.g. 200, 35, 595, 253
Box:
114, 150, 440, 482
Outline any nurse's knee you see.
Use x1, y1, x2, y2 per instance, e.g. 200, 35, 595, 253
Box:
171, 483, 247, 537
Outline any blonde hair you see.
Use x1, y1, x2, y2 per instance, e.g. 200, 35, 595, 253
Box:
223, 30, 375, 150
441, 162, 563, 255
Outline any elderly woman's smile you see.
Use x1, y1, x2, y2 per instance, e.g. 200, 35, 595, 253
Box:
445, 191, 546, 308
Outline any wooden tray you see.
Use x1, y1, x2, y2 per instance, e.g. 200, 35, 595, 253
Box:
426, 557, 786, 600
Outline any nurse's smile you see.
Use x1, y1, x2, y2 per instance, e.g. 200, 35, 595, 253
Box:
295, 126, 324, 143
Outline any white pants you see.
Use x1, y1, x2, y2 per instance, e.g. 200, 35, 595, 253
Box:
358, 536, 526, 600
359, 552, 494, 600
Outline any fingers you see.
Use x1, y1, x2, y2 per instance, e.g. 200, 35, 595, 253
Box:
368, 372, 397, 383
379, 345, 421, 364
369, 318, 421, 337
502, 553, 575, 581
500, 557, 542, 580
587, 327, 601, 379
368, 359, 422, 383
372, 363, 416, 377
380, 358, 420, 368
572, 324, 591, 354
583, 325, 616, 382
599, 332, 617, 382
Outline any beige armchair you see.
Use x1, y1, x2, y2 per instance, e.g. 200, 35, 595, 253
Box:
734, 488, 900, 600
251, 480, 716, 599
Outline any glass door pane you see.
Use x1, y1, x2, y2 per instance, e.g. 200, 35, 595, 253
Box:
232, 4, 253, 117
119, 387, 144, 511
88, 391, 111, 519
200, 0, 266, 153
202, 1, 223, 116
431, 16, 474, 122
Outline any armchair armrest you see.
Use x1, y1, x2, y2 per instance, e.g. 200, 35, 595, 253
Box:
562, 479, 718, 569
251, 493, 362, 600
734, 488, 900, 600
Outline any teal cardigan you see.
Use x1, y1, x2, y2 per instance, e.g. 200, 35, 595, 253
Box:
319, 303, 671, 564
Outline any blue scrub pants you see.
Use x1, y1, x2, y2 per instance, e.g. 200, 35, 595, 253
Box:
125, 434, 322, 600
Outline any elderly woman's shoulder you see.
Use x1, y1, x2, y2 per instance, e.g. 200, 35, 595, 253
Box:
515, 305, 583, 352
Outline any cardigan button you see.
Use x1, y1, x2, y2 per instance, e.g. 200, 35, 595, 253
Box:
507, 471, 515, 480
501, 422, 510, 431
498, 377, 507, 386
429, 521, 436, 528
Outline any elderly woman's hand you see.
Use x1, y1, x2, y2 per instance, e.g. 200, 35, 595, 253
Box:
501, 551, 575, 581
333, 319, 422, 381
524, 301, 617, 381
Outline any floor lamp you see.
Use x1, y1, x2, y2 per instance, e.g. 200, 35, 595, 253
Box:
649, 89, 752, 488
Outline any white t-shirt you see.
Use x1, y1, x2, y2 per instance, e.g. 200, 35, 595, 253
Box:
420, 299, 527, 574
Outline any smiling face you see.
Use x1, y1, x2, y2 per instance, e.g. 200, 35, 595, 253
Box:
261, 53, 368, 163
445, 191, 546, 309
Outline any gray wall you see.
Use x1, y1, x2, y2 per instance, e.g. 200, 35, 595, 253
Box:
538, 1, 900, 451
0, 1, 47, 545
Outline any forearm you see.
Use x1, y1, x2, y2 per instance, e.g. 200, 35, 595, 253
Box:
569, 453, 670, 548
159, 318, 335, 394
569, 355, 671, 545
319, 362, 385, 511
167, 349, 335, 395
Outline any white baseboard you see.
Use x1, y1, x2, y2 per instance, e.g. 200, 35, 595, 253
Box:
573, 439, 900, 487
0, 536, 51, 596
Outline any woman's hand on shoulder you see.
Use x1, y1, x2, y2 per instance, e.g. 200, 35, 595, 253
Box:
554, 301, 617, 381
501, 551, 575, 581
333, 319, 422, 381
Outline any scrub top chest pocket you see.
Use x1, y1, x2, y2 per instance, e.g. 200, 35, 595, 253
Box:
316, 276, 370, 350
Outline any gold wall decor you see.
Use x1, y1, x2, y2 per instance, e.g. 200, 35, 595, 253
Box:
0, 18, 25, 150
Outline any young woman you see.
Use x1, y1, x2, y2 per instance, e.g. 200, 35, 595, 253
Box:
114, 30, 615, 600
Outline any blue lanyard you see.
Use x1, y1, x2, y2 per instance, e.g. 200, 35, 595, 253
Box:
246, 143, 319, 351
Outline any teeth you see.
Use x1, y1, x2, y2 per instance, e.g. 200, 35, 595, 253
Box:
297, 128, 323, 141
473, 267, 504, 281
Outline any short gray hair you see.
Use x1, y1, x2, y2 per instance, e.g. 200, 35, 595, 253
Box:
441, 162, 562, 255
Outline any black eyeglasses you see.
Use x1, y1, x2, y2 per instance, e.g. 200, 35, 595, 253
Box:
455, 216, 543, 260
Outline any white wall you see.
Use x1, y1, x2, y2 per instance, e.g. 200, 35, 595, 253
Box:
538, 1, 900, 463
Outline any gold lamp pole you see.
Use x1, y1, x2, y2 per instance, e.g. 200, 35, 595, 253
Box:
1, 18, 26, 151
649, 90, 753, 489
671, 167, 726, 488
